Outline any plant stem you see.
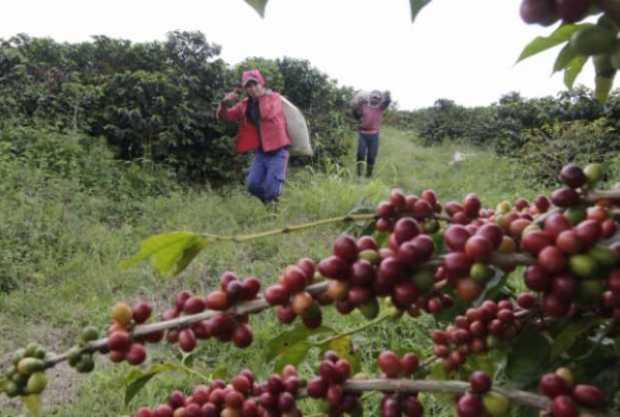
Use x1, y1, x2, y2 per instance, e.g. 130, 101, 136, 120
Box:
201, 213, 377, 243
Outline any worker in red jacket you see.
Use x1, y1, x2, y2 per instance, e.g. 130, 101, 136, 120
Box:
217, 69, 292, 203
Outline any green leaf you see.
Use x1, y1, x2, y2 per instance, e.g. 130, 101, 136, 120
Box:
553, 44, 580, 73
244, 0, 268, 17
595, 74, 615, 102
265, 324, 333, 370
274, 341, 311, 372
564, 55, 588, 89
22, 394, 42, 416
505, 325, 551, 388
473, 269, 507, 306
120, 231, 208, 277
410, 0, 432, 23
517, 24, 592, 63
124, 363, 177, 406
551, 319, 602, 359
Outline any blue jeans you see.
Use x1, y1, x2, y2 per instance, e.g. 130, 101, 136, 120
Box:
357, 132, 379, 167
247, 148, 289, 203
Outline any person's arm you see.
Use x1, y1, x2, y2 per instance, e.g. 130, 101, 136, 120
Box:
380, 91, 392, 111
216, 91, 243, 122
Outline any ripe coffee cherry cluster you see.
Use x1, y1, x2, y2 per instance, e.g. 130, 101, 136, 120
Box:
265, 258, 323, 329
432, 300, 527, 372
522, 209, 620, 319
162, 272, 261, 352
520, 0, 591, 26
380, 393, 424, 417
439, 221, 506, 303
377, 351, 424, 417
456, 371, 502, 417
3, 343, 49, 398
307, 352, 362, 417
319, 225, 444, 319
539, 368, 607, 417
443, 193, 485, 225
106, 302, 156, 365
377, 351, 419, 378
375, 188, 441, 233
133, 366, 305, 417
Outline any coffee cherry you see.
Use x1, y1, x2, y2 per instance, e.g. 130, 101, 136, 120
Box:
319, 256, 350, 280
482, 392, 510, 417
154, 405, 174, 417
538, 246, 567, 274
111, 302, 133, 327
282, 266, 307, 294
521, 231, 553, 255
276, 305, 297, 324
206, 291, 229, 311
465, 236, 493, 261
560, 164, 586, 188
126, 343, 147, 365
575, 220, 602, 248
572, 384, 606, 408
184, 296, 207, 314
135, 407, 154, 417
551, 395, 578, 417
132, 303, 153, 324
469, 371, 492, 394
394, 217, 420, 243
444, 225, 471, 252
179, 329, 197, 352
378, 351, 402, 378
169, 390, 186, 409
539, 373, 570, 398
457, 392, 483, 417
265, 284, 290, 306
232, 324, 253, 348
333, 234, 358, 262
556, 0, 591, 23
109, 331, 131, 352
307, 377, 328, 398
401, 353, 419, 376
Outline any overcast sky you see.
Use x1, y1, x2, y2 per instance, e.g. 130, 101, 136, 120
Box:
1, 0, 596, 110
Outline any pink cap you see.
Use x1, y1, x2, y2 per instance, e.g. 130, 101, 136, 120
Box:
242, 69, 265, 87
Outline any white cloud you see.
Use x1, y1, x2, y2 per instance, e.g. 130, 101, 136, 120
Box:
0, 0, 596, 109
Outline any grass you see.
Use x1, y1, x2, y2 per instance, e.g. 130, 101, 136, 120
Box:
0, 127, 540, 416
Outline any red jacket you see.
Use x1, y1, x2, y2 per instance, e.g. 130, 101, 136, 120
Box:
217, 91, 291, 154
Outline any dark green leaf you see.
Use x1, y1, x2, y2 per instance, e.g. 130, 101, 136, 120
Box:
274, 341, 311, 372
553, 44, 580, 73
264, 324, 333, 362
124, 363, 176, 406
517, 24, 592, 63
245, 0, 268, 17
473, 269, 507, 306
564, 55, 588, 89
505, 325, 551, 388
409, 0, 432, 23
120, 231, 208, 277
595, 74, 615, 102
550, 319, 602, 359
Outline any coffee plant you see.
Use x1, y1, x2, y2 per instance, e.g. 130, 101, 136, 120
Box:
2, 161, 620, 417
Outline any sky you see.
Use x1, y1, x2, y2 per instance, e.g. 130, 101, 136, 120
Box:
0, 0, 597, 110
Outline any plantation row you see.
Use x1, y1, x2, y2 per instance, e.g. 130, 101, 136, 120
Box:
2, 162, 620, 416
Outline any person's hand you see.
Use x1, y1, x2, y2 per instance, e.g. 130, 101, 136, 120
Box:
223, 91, 239, 104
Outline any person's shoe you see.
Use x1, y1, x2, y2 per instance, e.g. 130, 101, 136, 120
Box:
366, 164, 374, 178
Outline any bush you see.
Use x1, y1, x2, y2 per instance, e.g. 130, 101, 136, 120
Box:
0, 127, 180, 292
0, 32, 353, 186
516, 118, 620, 186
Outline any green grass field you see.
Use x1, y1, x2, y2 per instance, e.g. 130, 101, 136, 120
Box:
0, 127, 541, 417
